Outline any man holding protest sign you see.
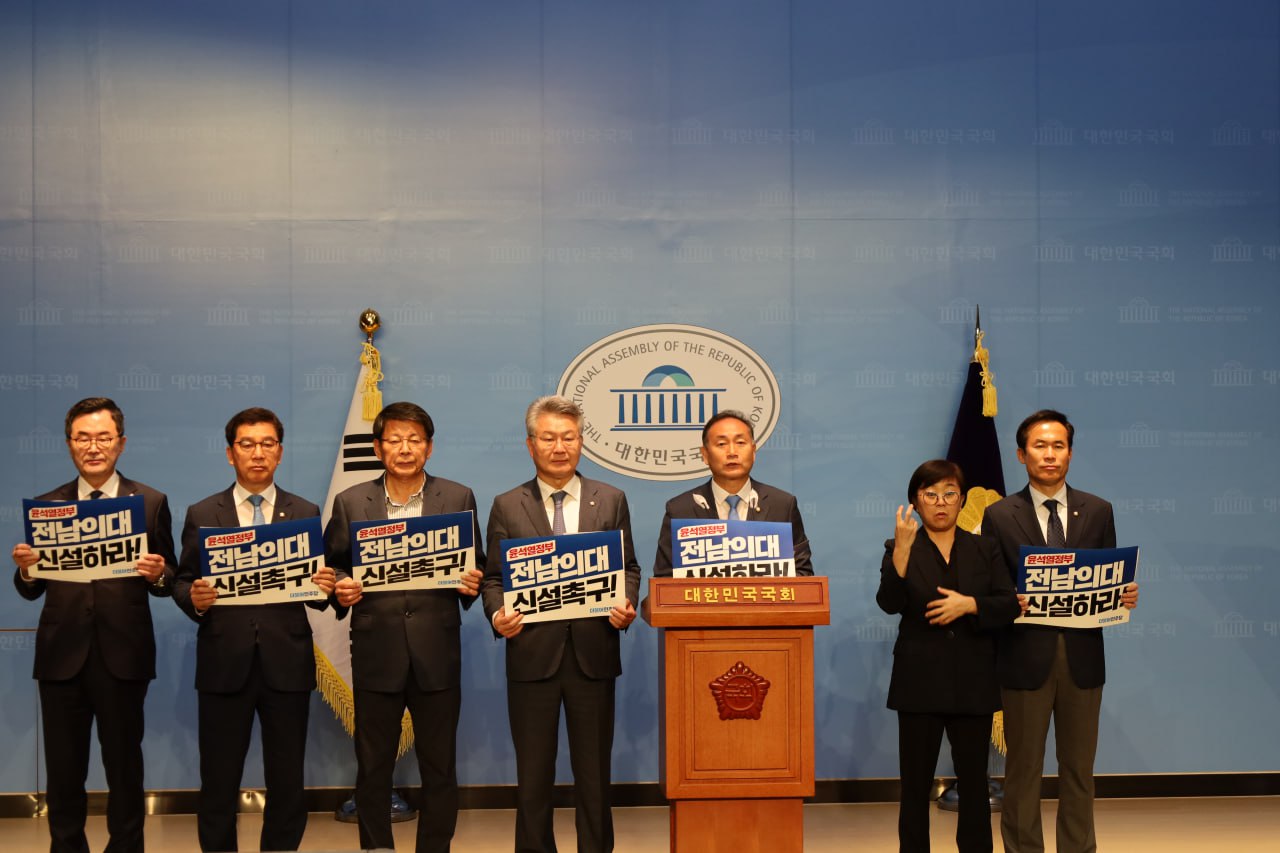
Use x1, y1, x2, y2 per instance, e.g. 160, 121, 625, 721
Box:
982, 409, 1140, 853
652, 409, 813, 578
11, 396, 176, 853
481, 395, 641, 853
325, 401, 485, 853
172, 407, 337, 852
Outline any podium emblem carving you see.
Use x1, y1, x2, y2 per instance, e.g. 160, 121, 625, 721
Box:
709, 661, 771, 720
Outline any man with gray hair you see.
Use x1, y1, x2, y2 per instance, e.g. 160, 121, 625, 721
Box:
481, 395, 642, 853
653, 408, 813, 577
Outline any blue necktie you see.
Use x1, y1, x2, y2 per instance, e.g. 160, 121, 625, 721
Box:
725, 494, 742, 521
248, 493, 266, 526
1044, 499, 1066, 547
551, 491, 567, 535
88, 490, 103, 500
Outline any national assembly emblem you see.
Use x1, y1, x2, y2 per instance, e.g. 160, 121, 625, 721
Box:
556, 324, 781, 481
709, 660, 771, 721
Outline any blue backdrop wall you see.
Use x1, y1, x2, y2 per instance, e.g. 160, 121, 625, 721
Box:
1, 0, 1277, 794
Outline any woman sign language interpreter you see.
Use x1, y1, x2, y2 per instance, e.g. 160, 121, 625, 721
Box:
876, 459, 1022, 853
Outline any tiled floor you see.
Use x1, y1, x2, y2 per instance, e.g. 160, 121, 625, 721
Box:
1, 797, 1277, 851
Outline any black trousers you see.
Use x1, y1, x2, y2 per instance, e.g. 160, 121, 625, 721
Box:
896, 710, 993, 853
197, 651, 311, 852
353, 679, 461, 853
507, 637, 616, 853
39, 642, 149, 853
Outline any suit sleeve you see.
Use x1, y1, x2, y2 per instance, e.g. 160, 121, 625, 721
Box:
1100, 501, 1117, 549
322, 494, 354, 620
789, 495, 814, 576
972, 534, 1021, 631
480, 496, 511, 629
458, 488, 484, 611
652, 502, 675, 578
875, 538, 908, 615
980, 506, 1018, 586
614, 493, 642, 608
146, 493, 178, 597
12, 566, 45, 600
324, 495, 353, 580
172, 507, 203, 621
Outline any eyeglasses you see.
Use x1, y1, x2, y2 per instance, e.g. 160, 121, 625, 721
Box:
234, 439, 280, 452
378, 436, 427, 449
70, 435, 119, 450
918, 490, 961, 506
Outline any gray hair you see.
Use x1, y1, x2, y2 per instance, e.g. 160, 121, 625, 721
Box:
525, 395, 583, 437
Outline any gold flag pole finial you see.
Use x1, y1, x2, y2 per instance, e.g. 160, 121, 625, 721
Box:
359, 308, 381, 343
974, 306, 997, 417
358, 309, 384, 420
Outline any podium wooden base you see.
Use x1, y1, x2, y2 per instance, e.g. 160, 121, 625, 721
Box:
646, 577, 830, 853
670, 798, 803, 853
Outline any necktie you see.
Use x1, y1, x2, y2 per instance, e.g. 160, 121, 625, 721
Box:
248, 493, 266, 526
551, 491, 567, 536
725, 494, 742, 521
88, 490, 103, 500
1044, 498, 1066, 547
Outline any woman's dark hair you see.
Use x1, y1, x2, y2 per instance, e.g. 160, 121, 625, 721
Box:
907, 459, 966, 507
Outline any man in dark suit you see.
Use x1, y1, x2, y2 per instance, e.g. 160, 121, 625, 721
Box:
652, 409, 813, 577
10, 396, 176, 853
982, 409, 1139, 853
326, 401, 485, 853
172, 407, 337, 852
481, 395, 641, 853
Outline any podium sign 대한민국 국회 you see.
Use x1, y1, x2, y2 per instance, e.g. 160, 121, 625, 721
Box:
643, 575, 830, 853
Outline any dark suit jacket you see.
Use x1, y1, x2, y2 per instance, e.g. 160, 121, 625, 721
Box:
324, 474, 485, 693
173, 486, 329, 693
651, 479, 813, 577
481, 474, 642, 682
13, 475, 176, 682
876, 528, 1020, 714
982, 485, 1117, 690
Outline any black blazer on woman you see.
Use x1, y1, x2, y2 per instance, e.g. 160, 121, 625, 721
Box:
876, 528, 1020, 715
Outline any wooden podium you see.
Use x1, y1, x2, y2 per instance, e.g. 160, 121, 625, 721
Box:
643, 576, 830, 853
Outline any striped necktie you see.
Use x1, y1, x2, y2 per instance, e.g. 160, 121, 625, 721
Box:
551, 490, 567, 535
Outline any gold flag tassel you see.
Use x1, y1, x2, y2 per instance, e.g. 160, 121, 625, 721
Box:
991, 709, 1007, 755
361, 341, 384, 420
396, 712, 415, 760
360, 333, 410, 754
975, 329, 998, 417
313, 644, 355, 737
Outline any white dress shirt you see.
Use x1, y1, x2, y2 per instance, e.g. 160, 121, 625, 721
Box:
536, 475, 582, 534
233, 482, 278, 526
709, 479, 757, 521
